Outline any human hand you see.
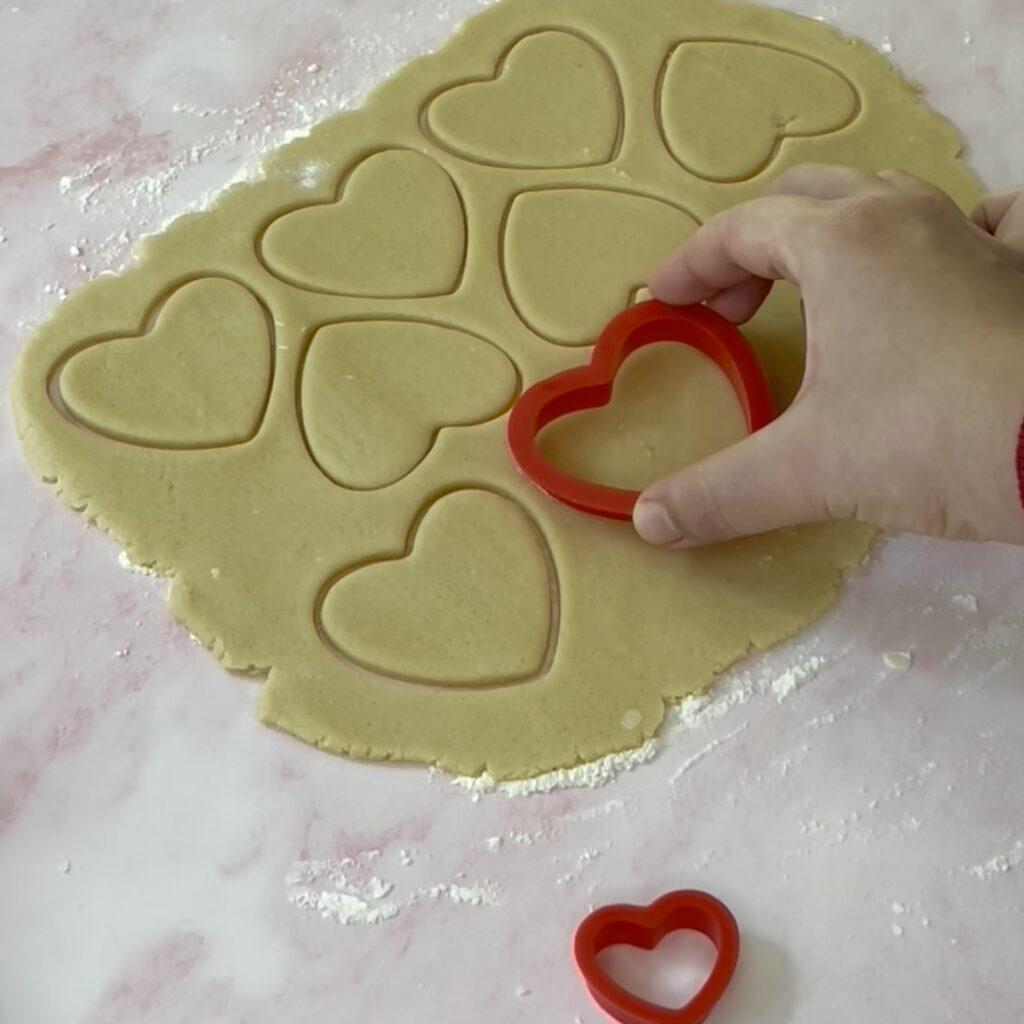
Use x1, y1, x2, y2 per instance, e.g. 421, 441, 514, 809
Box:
634, 166, 1024, 548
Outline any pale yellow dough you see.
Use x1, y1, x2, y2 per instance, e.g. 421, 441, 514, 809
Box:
12, 0, 978, 778
538, 344, 748, 492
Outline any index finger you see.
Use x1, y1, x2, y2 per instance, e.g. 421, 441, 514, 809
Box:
647, 194, 829, 306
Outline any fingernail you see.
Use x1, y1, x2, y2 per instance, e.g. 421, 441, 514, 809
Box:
633, 500, 683, 545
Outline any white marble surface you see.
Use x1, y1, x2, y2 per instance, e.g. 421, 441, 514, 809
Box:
2, 1, 1024, 1021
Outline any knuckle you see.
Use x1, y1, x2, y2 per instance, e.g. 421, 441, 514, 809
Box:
829, 195, 894, 241
827, 188, 953, 247
907, 186, 953, 215
676, 467, 735, 542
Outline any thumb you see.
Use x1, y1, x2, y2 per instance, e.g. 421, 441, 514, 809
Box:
632, 409, 826, 546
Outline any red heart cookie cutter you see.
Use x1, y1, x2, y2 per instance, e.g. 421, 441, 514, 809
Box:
507, 301, 776, 521
573, 889, 740, 1024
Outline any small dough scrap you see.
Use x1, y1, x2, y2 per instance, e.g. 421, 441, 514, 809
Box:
503, 188, 699, 345
659, 41, 858, 181
538, 342, 748, 492
59, 277, 270, 449
319, 489, 554, 686
426, 30, 620, 167
260, 149, 465, 296
301, 320, 517, 489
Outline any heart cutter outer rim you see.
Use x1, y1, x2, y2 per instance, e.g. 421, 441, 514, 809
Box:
506, 300, 776, 521
572, 888, 741, 1024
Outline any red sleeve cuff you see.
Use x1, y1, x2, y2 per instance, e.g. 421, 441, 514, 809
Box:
1018, 416, 1024, 509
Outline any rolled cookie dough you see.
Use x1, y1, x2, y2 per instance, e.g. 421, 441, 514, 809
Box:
12, 0, 978, 778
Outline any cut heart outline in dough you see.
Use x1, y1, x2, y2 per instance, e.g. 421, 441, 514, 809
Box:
501, 186, 700, 346
657, 40, 860, 182
423, 29, 623, 168
298, 319, 519, 490
316, 488, 559, 688
258, 148, 467, 297
54, 276, 273, 450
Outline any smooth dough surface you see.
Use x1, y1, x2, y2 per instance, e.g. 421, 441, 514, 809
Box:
301, 321, 517, 489
537, 343, 748, 492
12, 0, 978, 778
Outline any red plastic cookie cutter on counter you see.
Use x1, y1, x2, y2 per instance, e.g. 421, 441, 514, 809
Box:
573, 889, 740, 1024
506, 301, 776, 521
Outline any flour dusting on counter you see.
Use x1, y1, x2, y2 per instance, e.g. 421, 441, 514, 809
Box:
117, 549, 162, 579
449, 739, 659, 799
770, 655, 826, 700
963, 839, 1024, 881
449, 649, 831, 796
286, 857, 502, 926
47, 4, 487, 290
951, 593, 979, 614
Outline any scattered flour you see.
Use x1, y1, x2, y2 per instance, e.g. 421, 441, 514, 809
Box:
562, 798, 631, 824
449, 738, 659, 799
427, 882, 500, 906
312, 890, 399, 926
950, 593, 978, 614
964, 839, 1024, 881
669, 723, 750, 787
296, 159, 328, 188
554, 845, 609, 887
941, 618, 1020, 669
286, 862, 399, 925
449, 650, 830, 797
117, 549, 162, 578
286, 859, 501, 926
619, 708, 642, 730
770, 655, 826, 701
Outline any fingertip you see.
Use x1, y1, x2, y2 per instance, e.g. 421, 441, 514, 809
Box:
647, 255, 691, 305
633, 498, 683, 546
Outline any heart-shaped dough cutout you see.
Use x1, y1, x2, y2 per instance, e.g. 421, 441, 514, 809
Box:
658, 41, 858, 181
318, 489, 556, 687
424, 30, 621, 168
300, 320, 517, 489
57, 277, 271, 449
537, 341, 748, 493
502, 187, 699, 345
259, 149, 465, 297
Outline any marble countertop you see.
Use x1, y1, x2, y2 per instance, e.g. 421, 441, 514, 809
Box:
2, 1, 1023, 1021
